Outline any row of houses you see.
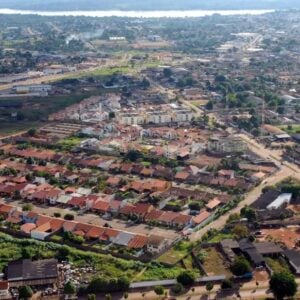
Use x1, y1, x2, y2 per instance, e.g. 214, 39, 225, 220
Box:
0, 203, 169, 255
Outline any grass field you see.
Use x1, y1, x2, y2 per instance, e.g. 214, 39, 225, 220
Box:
207, 232, 234, 243
157, 241, 193, 265
0, 121, 44, 137
58, 136, 86, 151
278, 124, 300, 134
190, 100, 209, 107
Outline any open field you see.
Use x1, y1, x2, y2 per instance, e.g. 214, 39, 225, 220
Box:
278, 124, 300, 134
259, 227, 300, 249
199, 247, 231, 276
0, 121, 44, 137
157, 241, 192, 265
190, 100, 209, 107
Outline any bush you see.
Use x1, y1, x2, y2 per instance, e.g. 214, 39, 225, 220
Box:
22, 204, 33, 212
87, 276, 130, 294
64, 232, 84, 245
171, 283, 184, 294
64, 281, 76, 295
64, 213, 75, 220
54, 212, 61, 218
231, 257, 251, 276
19, 285, 33, 299
221, 279, 233, 290
177, 271, 195, 286
154, 285, 164, 296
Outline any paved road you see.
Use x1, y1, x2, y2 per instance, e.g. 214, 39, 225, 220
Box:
189, 120, 300, 242
189, 166, 293, 242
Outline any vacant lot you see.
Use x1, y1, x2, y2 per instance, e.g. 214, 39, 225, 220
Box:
200, 247, 231, 276
0, 121, 44, 137
259, 227, 300, 249
157, 241, 192, 265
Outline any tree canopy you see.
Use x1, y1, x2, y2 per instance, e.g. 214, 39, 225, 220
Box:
269, 271, 297, 300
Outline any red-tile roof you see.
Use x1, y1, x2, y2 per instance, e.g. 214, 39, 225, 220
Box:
128, 235, 148, 249
92, 200, 110, 212
192, 211, 211, 225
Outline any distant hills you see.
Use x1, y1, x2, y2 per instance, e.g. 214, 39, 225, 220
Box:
0, 0, 299, 11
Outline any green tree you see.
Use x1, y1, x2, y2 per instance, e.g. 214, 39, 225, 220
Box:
240, 206, 257, 222
177, 271, 195, 286
64, 281, 76, 295
27, 128, 36, 137
232, 224, 249, 239
205, 100, 213, 110
231, 257, 251, 276
154, 285, 164, 296
269, 271, 297, 300
19, 286, 33, 299
163, 68, 172, 77
22, 204, 33, 212
206, 282, 214, 299
64, 213, 75, 220
171, 283, 184, 294
221, 279, 233, 289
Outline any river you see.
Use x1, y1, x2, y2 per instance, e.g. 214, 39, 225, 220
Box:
0, 8, 275, 18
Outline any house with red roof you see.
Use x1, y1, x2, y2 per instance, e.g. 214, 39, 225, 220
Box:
0, 204, 15, 218
92, 200, 110, 215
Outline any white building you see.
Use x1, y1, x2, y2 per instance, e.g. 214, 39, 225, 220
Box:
267, 193, 292, 210
208, 136, 247, 154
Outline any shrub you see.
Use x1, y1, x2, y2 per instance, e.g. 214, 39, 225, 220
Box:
177, 271, 195, 286
171, 283, 184, 294
154, 285, 164, 296
64, 213, 74, 220
221, 279, 233, 289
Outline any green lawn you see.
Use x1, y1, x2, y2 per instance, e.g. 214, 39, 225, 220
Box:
137, 262, 192, 281
58, 136, 85, 151
207, 232, 234, 243
157, 241, 193, 265
278, 124, 300, 134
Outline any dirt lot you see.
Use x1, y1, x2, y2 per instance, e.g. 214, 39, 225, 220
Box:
259, 227, 300, 249
5, 199, 180, 240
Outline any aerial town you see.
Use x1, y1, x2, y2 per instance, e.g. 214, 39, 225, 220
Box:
0, 4, 299, 300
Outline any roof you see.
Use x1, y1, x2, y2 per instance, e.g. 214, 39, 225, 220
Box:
92, 200, 110, 212
158, 211, 178, 223
86, 226, 105, 239
145, 209, 163, 221
267, 193, 292, 210
147, 235, 165, 247
220, 239, 239, 249
254, 242, 282, 255
206, 198, 221, 210
20, 223, 36, 234
113, 231, 135, 246
7, 259, 58, 281
173, 214, 192, 225
128, 235, 148, 249
192, 210, 211, 224
284, 249, 300, 270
